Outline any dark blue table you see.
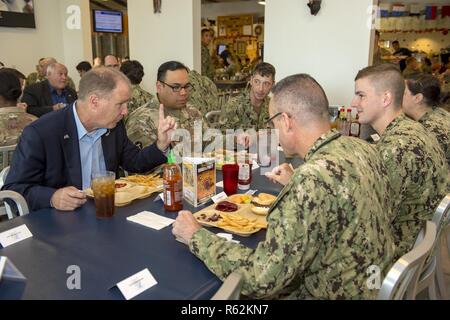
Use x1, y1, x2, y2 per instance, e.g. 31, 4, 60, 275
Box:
0, 157, 297, 300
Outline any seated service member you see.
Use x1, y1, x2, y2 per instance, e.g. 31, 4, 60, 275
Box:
3, 67, 176, 212
173, 74, 395, 300
119, 60, 156, 116
220, 62, 275, 131
126, 61, 203, 149
352, 64, 449, 258
0, 70, 37, 170
403, 73, 450, 165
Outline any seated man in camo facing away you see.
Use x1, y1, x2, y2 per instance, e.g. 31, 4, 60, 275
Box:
120, 60, 156, 118
173, 74, 396, 300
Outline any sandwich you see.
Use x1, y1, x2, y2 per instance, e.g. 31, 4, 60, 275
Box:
251, 193, 277, 215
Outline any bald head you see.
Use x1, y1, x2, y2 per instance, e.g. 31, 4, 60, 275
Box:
104, 55, 119, 68
355, 64, 405, 108
78, 66, 131, 102
271, 73, 330, 124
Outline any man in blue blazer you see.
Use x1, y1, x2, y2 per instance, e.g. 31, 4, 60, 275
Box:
3, 67, 176, 212
22, 63, 78, 117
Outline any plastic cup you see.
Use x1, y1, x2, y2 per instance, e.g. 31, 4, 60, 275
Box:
222, 164, 239, 196
91, 171, 115, 218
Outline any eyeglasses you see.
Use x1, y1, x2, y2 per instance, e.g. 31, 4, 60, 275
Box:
265, 112, 292, 127
265, 112, 282, 125
159, 80, 193, 93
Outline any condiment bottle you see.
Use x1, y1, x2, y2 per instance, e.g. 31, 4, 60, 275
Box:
163, 151, 183, 211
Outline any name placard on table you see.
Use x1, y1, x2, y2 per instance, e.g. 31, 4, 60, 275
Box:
116, 268, 157, 300
0, 225, 33, 248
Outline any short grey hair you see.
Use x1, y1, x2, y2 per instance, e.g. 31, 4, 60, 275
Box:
78, 66, 131, 101
271, 73, 329, 123
46, 62, 67, 76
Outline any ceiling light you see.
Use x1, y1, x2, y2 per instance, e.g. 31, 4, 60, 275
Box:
258, 1, 266, 5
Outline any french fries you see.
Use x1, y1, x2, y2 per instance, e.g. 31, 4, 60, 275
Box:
216, 213, 266, 232
122, 173, 163, 188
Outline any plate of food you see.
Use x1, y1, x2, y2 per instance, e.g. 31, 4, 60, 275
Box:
121, 173, 163, 189
193, 194, 275, 236
84, 177, 158, 206
114, 179, 132, 191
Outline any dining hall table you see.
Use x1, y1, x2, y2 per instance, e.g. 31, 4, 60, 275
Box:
0, 153, 302, 300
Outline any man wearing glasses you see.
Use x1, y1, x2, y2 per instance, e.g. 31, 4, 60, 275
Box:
173, 74, 396, 299
126, 61, 203, 150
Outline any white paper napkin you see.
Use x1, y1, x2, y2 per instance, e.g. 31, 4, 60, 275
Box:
217, 233, 240, 244
127, 211, 174, 230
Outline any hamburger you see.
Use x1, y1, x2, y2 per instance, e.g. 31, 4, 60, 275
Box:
251, 193, 277, 215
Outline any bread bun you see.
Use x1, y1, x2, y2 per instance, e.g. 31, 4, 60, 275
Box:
251, 205, 270, 215
252, 193, 277, 206
250, 193, 276, 216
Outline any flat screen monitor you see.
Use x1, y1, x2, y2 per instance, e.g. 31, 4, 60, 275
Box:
93, 10, 123, 33
0, 0, 35, 28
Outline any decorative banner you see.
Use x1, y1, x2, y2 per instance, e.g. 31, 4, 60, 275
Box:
410, 4, 423, 16
380, 3, 391, 17
392, 4, 407, 17
442, 6, 450, 18
425, 6, 437, 20
379, 15, 449, 33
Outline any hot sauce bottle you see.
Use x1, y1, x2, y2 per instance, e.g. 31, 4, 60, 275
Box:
163, 151, 183, 211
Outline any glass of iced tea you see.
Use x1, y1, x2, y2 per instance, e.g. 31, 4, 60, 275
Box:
91, 171, 116, 218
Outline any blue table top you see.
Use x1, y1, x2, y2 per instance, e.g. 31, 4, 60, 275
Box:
0, 158, 295, 300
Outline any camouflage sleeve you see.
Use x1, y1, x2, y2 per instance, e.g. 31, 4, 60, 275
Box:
67, 77, 76, 91
26, 73, 37, 86
189, 174, 326, 299
220, 97, 240, 132
125, 108, 158, 149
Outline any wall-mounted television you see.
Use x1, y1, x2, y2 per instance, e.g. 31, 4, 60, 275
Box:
0, 0, 35, 28
93, 10, 123, 33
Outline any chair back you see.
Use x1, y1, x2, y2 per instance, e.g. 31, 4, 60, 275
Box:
205, 110, 222, 127
0, 144, 16, 170
0, 166, 10, 189
0, 190, 29, 217
413, 194, 450, 299
378, 221, 437, 300
211, 272, 243, 300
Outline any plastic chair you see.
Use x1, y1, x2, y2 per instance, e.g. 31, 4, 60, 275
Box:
0, 144, 16, 170
378, 221, 437, 300
205, 110, 222, 127
0, 166, 13, 220
0, 190, 29, 218
211, 272, 243, 300
415, 194, 450, 299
